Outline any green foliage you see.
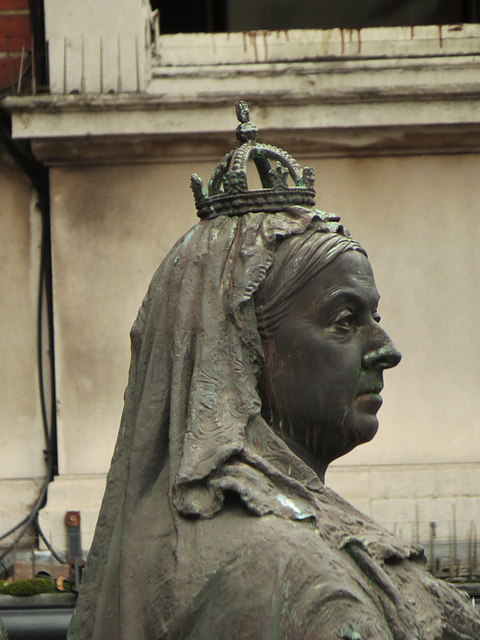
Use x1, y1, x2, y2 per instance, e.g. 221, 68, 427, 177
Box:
0, 578, 55, 597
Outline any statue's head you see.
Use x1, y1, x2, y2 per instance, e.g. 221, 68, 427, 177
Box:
255, 228, 401, 480
190, 101, 401, 482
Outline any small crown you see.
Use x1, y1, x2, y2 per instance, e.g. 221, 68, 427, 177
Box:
191, 101, 316, 219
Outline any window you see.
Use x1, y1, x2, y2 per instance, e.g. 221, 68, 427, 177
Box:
153, 0, 478, 34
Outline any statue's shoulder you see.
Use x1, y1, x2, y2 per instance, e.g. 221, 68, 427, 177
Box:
172, 502, 393, 639
175, 498, 480, 640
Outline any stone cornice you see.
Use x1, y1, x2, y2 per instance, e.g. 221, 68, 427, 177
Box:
13, 123, 480, 166
3, 33, 480, 164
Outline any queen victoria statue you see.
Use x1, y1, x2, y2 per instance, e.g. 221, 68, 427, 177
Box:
68, 103, 480, 639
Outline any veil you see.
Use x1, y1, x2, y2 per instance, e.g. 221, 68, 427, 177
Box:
68, 207, 340, 637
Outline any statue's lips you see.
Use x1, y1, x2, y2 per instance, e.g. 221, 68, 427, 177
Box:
354, 392, 383, 413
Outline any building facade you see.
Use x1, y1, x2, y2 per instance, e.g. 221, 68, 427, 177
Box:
1, 1, 480, 573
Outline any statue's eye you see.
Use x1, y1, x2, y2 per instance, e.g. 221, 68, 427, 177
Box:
334, 310, 356, 330
373, 312, 381, 323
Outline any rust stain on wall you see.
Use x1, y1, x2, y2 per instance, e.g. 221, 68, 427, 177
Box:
345, 28, 362, 54
249, 31, 259, 62
241, 31, 260, 61
263, 31, 269, 61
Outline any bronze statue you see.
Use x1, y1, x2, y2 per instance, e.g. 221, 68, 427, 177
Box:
68, 103, 480, 639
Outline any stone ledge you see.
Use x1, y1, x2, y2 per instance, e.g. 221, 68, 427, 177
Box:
154, 24, 480, 67
0, 593, 76, 608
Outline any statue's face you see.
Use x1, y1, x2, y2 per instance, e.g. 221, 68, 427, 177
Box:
258, 250, 401, 476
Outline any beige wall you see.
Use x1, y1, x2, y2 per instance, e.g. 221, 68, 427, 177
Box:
50, 152, 480, 477
50, 161, 203, 474
0, 161, 45, 481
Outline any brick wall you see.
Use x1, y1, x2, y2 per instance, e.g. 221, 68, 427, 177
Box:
0, 0, 31, 94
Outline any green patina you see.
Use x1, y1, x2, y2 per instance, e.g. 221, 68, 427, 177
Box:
340, 622, 362, 639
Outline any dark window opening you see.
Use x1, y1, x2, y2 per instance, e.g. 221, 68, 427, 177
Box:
152, 0, 479, 34
154, 0, 227, 34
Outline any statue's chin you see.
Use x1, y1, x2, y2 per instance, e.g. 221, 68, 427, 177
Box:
348, 414, 380, 450
358, 418, 379, 444
352, 394, 382, 439
331, 414, 380, 463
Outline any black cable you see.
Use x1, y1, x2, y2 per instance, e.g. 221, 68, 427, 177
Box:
0, 515, 30, 542
0, 103, 60, 563
0, 472, 50, 564
35, 515, 66, 564
37, 176, 51, 457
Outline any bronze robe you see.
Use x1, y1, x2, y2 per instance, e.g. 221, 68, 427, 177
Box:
68, 210, 480, 639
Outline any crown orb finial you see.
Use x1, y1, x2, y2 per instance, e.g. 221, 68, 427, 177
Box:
235, 101, 250, 123
235, 100, 257, 144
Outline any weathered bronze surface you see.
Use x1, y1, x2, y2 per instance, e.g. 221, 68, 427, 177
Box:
68, 104, 480, 639
191, 101, 316, 219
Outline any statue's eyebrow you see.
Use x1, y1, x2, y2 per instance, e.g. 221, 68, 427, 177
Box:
318, 288, 381, 313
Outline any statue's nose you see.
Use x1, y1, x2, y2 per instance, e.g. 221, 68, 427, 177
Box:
362, 328, 402, 370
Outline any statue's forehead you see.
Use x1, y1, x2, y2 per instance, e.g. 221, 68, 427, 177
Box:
296, 252, 380, 310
